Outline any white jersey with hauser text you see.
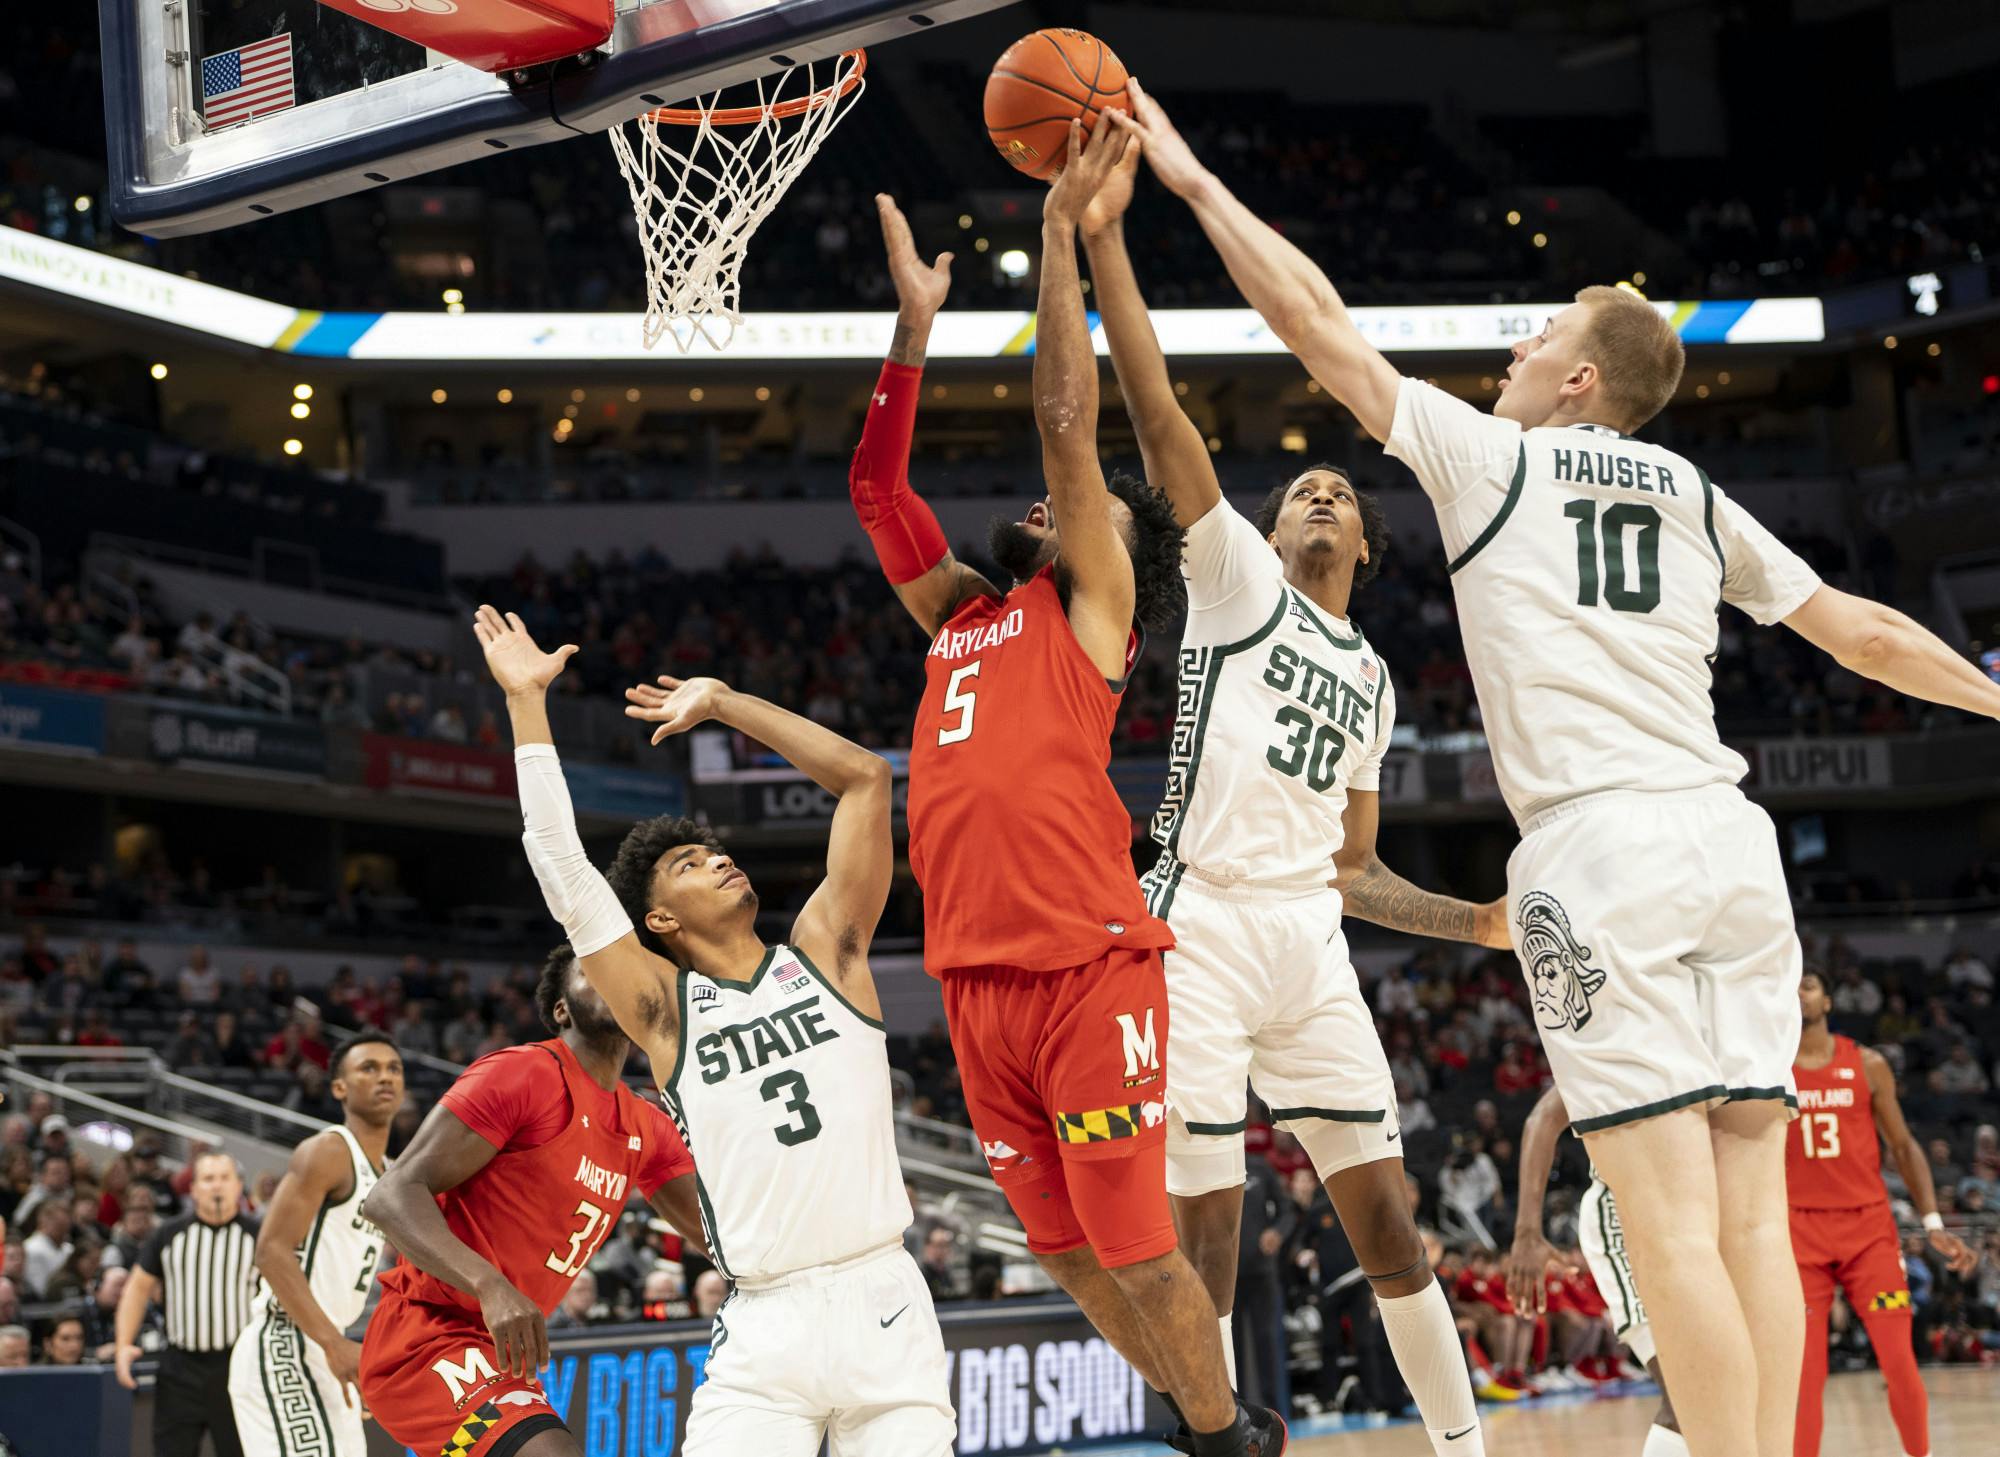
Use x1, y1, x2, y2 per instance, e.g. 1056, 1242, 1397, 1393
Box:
1384, 380, 1821, 825
1147, 497, 1396, 901
662, 943, 910, 1285
249, 1123, 383, 1335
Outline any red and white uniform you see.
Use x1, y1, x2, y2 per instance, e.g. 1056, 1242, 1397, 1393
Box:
1787, 1034, 1926, 1457
905, 566, 1177, 1266
360, 1039, 691, 1457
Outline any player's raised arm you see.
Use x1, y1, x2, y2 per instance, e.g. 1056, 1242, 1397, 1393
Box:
254, 1132, 368, 1403
1038, 116, 1139, 677
1078, 140, 1221, 530
625, 675, 892, 1013
474, 605, 681, 1062
1859, 1046, 1980, 1275
359, 1107, 547, 1379
851, 195, 998, 636
1504, 1086, 1570, 1315
1113, 79, 1401, 443
1782, 585, 2000, 721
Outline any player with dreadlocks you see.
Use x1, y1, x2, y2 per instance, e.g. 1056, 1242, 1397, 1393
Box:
853, 116, 1282, 1457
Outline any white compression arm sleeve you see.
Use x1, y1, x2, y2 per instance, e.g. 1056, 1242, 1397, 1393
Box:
515, 743, 633, 958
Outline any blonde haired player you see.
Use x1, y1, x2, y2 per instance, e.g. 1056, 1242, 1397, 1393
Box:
1117, 78, 2000, 1457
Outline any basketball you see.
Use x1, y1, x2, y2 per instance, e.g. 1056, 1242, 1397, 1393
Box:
983, 28, 1130, 180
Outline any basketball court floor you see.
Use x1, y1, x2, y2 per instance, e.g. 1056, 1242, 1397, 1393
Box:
1086, 1369, 1995, 1456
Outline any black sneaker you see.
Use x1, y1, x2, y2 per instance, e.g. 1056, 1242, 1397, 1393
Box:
1242, 1403, 1289, 1457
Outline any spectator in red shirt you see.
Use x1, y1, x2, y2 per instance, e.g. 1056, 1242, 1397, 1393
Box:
1493, 1041, 1545, 1096
74, 1012, 122, 1049
261, 1009, 331, 1072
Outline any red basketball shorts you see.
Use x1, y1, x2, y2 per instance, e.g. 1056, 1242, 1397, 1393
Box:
360, 1288, 567, 1457
1790, 1202, 1911, 1318
941, 947, 1176, 1268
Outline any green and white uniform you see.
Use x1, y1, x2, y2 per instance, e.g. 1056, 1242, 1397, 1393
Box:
1386, 378, 1821, 1131
227, 1124, 382, 1457
662, 943, 953, 1457
1141, 497, 1401, 1196
1577, 1174, 1652, 1364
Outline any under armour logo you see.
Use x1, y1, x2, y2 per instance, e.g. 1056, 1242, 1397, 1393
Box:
581, 1115, 589, 1128
874, 392, 888, 406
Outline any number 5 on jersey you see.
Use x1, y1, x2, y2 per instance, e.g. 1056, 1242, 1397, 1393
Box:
937, 660, 981, 745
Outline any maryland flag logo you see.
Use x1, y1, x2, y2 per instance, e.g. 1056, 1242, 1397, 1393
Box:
1056, 1101, 1167, 1144
440, 1403, 502, 1457
1869, 1289, 1912, 1312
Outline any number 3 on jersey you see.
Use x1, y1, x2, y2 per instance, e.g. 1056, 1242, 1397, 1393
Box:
937, 660, 981, 745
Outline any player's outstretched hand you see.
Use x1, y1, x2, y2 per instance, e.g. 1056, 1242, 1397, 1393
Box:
476, 1274, 548, 1381
876, 194, 953, 319
320, 1333, 364, 1406
1111, 78, 1208, 200
1929, 1223, 1980, 1277
472, 604, 576, 698
1081, 122, 1144, 241
1044, 110, 1134, 229
624, 675, 728, 744
1502, 1230, 1558, 1316
1475, 895, 1513, 950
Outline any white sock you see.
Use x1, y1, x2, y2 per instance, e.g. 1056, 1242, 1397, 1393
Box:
1219, 1311, 1238, 1387
1377, 1282, 1483, 1457
1641, 1425, 1690, 1457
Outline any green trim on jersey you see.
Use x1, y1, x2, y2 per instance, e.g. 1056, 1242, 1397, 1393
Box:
1725, 1084, 1797, 1112
1568, 1083, 1727, 1135
1446, 444, 1528, 576
1182, 1117, 1248, 1136
1269, 1105, 1386, 1124
659, 972, 731, 1276
1569, 423, 1631, 441
1142, 858, 1186, 923
789, 945, 885, 1031
1156, 589, 1291, 863
1593, 1186, 1640, 1335
1287, 589, 1365, 651
706, 945, 778, 996
298, 1197, 329, 1277
1697, 466, 1726, 576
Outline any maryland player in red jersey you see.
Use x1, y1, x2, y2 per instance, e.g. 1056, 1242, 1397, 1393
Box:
854, 119, 1283, 1457
357, 948, 700, 1457
1789, 969, 1977, 1457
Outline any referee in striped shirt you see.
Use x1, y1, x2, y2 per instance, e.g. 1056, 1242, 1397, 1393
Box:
113, 1149, 259, 1457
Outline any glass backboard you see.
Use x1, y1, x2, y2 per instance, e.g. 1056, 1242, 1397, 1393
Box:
100, 0, 1015, 237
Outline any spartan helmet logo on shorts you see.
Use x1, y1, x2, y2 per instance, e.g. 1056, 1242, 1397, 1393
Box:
1516, 891, 1606, 1033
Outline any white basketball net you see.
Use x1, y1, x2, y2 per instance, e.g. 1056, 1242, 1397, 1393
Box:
609, 53, 866, 353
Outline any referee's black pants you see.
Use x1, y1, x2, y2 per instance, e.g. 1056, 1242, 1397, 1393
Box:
155, 1347, 244, 1457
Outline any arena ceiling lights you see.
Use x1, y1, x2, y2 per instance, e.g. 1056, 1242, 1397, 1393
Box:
0, 225, 1824, 363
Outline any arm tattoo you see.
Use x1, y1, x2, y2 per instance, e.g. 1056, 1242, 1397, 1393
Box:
1341, 856, 1478, 942
887, 319, 927, 368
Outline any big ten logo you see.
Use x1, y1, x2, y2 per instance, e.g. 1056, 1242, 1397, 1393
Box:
577, 1344, 712, 1457
946, 1338, 1148, 1453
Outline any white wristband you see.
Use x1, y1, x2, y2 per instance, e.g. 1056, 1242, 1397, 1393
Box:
1921, 1212, 1943, 1233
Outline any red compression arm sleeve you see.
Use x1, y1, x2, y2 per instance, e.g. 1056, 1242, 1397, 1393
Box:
849, 361, 949, 585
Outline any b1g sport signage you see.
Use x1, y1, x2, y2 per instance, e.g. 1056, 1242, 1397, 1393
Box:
362, 1301, 1167, 1457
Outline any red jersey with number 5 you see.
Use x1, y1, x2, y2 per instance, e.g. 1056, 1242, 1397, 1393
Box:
1787, 1035, 1886, 1211
907, 566, 1172, 976
376, 1038, 692, 1315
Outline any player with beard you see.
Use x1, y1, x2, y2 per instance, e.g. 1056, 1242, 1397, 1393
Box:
1077, 137, 1501, 1457
853, 118, 1282, 1457
357, 950, 700, 1457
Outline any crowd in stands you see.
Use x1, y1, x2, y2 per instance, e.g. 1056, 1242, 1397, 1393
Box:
5, 16, 1998, 318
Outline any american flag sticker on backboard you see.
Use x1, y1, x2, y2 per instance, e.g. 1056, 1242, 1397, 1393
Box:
200, 34, 296, 128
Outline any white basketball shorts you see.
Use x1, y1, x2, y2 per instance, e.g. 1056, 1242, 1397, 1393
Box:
1506, 784, 1802, 1135
228, 1309, 367, 1457
1147, 864, 1398, 1197
683, 1242, 955, 1457
1577, 1177, 1653, 1366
